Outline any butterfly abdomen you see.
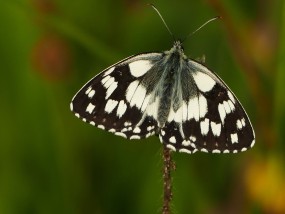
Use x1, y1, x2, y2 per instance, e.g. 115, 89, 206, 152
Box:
157, 53, 181, 127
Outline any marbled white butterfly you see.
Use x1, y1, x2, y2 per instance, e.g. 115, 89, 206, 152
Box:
70, 6, 255, 154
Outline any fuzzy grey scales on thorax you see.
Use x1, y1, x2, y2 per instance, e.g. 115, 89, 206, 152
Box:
71, 40, 255, 154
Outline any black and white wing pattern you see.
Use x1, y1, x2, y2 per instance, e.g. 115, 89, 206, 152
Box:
159, 57, 255, 154
71, 53, 163, 140
71, 41, 255, 154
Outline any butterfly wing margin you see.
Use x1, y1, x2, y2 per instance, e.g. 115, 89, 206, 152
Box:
159, 59, 255, 154
70, 53, 162, 139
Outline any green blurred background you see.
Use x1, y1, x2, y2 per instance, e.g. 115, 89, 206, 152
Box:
1, 0, 285, 213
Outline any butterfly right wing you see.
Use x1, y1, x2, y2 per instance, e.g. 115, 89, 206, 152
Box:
158, 59, 255, 154
70, 53, 164, 139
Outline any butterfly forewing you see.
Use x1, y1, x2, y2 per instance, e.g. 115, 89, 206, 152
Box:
71, 53, 163, 139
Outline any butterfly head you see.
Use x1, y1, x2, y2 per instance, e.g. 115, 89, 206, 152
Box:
173, 40, 184, 51
167, 40, 186, 59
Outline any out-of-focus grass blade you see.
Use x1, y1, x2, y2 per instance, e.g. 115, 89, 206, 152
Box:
46, 15, 122, 63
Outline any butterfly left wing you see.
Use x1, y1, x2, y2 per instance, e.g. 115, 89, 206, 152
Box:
71, 53, 163, 139
159, 59, 255, 154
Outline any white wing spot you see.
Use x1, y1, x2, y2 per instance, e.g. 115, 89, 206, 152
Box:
146, 98, 159, 120
124, 121, 132, 126
75, 113, 80, 118
103, 77, 115, 89
126, 80, 139, 102
146, 132, 155, 138
109, 129, 115, 133
70, 102, 73, 111
228, 100, 235, 111
89, 121, 95, 126
130, 135, 141, 140
212, 149, 221, 153
241, 147, 247, 152
174, 105, 183, 123
166, 144, 176, 151
105, 82, 118, 99
218, 103, 226, 124
241, 118, 246, 126
115, 132, 127, 138
141, 94, 151, 112
179, 148, 192, 154
169, 136, 176, 144
211, 122, 221, 136
190, 135, 196, 142
227, 91, 235, 103
223, 100, 231, 114
103, 67, 114, 77
88, 90, 95, 98
147, 126, 154, 131
223, 149, 229, 153
121, 128, 128, 132
193, 72, 216, 92
98, 125, 105, 130
231, 133, 238, 144
133, 127, 141, 133
199, 95, 208, 118
129, 60, 152, 77
237, 119, 243, 130
130, 84, 147, 109
85, 86, 92, 95
101, 75, 111, 85
117, 100, 127, 118
161, 130, 165, 136
182, 140, 191, 146
201, 148, 208, 153
200, 118, 209, 136
188, 97, 199, 121
146, 133, 151, 138
236, 118, 245, 129
86, 103, 95, 114
250, 139, 255, 148
104, 99, 118, 113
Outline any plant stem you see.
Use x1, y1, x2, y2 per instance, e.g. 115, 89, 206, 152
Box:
162, 146, 175, 214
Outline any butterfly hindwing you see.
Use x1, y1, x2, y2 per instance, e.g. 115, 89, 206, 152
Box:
71, 53, 163, 139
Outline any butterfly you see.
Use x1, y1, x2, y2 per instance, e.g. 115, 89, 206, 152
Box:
70, 8, 255, 155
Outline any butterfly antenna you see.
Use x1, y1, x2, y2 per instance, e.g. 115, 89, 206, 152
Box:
148, 4, 175, 41
182, 16, 221, 43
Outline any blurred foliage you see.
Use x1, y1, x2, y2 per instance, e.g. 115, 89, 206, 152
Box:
0, 0, 284, 214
